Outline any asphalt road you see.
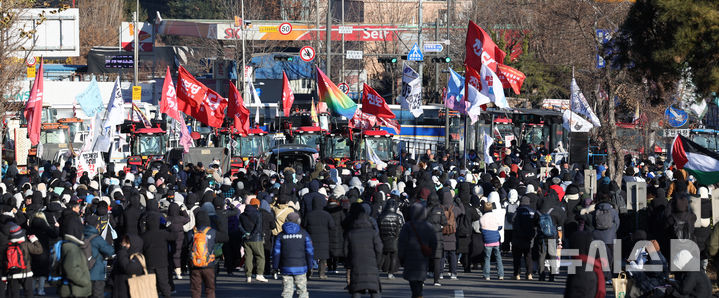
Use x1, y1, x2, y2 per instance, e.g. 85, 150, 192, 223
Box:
167, 256, 612, 297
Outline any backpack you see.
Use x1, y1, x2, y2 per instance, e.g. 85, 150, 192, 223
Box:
48, 240, 65, 285
191, 227, 216, 268
538, 208, 557, 238
442, 205, 456, 235
81, 234, 100, 269
611, 191, 627, 214
6, 242, 26, 275
515, 207, 536, 233
455, 212, 473, 237
594, 206, 614, 230
672, 216, 693, 240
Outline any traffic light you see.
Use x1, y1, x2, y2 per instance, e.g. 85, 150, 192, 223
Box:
432, 57, 451, 63
274, 54, 294, 62
378, 57, 399, 64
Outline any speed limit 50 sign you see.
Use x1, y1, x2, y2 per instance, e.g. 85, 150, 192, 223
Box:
279, 22, 292, 35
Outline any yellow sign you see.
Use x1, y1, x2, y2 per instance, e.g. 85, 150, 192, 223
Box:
132, 86, 142, 101
26, 67, 36, 78
234, 16, 241, 27
259, 26, 278, 33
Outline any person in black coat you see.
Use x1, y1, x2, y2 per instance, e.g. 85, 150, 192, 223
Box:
140, 213, 177, 298
378, 199, 404, 278
111, 234, 145, 298
537, 188, 566, 281
300, 180, 326, 221
512, 196, 537, 280
344, 204, 382, 297
303, 196, 335, 279
425, 192, 446, 285
166, 202, 189, 279
122, 194, 143, 236
326, 197, 345, 273
398, 202, 437, 298
259, 203, 276, 276
28, 210, 58, 294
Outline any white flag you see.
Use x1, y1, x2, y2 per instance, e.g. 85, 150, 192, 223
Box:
562, 110, 594, 132
483, 131, 494, 165
399, 63, 423, 118
248, 80, 261, 125
366, 141, 387, 170
570, 77, 601, 127
94, 77, 125, 152
480, 63, 509, 109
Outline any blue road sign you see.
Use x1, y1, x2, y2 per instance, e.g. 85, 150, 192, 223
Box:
407, 43, 424, 61
665, 105, 688, 128
423, 43, 444, 52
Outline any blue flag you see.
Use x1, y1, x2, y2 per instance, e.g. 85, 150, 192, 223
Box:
76, 78, 103, 117
444, 67, 466, 113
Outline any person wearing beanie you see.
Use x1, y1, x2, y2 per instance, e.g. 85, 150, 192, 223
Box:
141, 212, 177, 298
166, 202, 190, 280
273, 211, 313, 298
83, 216, 114, 298
58, 215, 92, 298
5, 222, 42, 298
238, 196, 269, 283
189, 210, 218, 298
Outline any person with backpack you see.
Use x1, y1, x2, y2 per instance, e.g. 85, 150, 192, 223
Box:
398, 202, 437, 298
589, 192, 619, 282
439, 187, 463, 280
83, 216, 115, 298
189, 210, 217, 298
58, 216, 91, 298
663, 193, 697, 258
378, 199, 404, 279
455, 183, 480, 274
28, 205, 59, 296
512, 196, 537, 280
5, 222, 42, 298
502, 189, 519, 253
238, 198, 269, 283
273, 212, 314, 298
536, 187, 566, 282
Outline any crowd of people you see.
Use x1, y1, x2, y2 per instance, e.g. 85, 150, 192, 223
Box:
0, 139, 715, 298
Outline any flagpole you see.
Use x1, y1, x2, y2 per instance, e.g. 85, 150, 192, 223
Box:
569, 66, 574, 164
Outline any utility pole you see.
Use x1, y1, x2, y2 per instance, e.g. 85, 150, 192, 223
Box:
241, 0, 246, 97
133, 0, 139, 86
341, 0, 345, 81
434, 18, 439, 94
325, 0, 332, 76
316, 0, 320, 57
417, 0, 423, 101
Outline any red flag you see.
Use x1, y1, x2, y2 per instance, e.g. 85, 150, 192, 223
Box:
159, 66, 183, 122
228, 81, 250, 135
377, 117, 401, 135
496, 64, 526, 95
24, 60, 44, 146
282, 71, 294, 117
176, 66, 208, 115
361, 83, 395, 119
195, 89, 228, 128
465, 21, 506, 72
347, 109, 377, 130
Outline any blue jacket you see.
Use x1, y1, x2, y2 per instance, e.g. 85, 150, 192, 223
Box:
83, 225, 115, 281
273, 222, 314, 275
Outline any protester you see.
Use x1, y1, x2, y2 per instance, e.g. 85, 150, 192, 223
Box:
84, 216, 115, 298
378, 199, 403, 279
239, 197, 268, 283
345, 203, 383, 298
189, 210, 217, 298
398, 203, 437, 298
273, 212, 313, 298
480, 201, 504, 280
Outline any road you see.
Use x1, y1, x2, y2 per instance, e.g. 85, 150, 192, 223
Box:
168, 256, 613, 297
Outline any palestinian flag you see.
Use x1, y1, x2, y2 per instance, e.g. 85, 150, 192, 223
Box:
672, 135, 719, 185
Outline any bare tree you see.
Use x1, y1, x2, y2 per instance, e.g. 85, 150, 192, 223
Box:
77, 0, 122, 64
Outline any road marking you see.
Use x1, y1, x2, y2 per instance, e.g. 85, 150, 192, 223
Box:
454, 290, 464, 297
